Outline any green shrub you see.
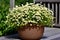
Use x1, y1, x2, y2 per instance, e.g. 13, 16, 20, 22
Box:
0, 0, 9, 36
0, 0, 33, 36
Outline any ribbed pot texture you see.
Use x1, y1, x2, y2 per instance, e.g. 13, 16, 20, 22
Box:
18, 23, 44, 40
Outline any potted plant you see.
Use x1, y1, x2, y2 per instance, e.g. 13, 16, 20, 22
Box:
5, 3, 54, 40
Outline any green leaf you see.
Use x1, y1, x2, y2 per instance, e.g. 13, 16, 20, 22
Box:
0, 31, 2, 36
0, 14, 2, 20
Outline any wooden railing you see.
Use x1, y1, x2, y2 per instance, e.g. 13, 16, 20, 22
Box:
34, 0, 60, 26
10, 0, 60, 27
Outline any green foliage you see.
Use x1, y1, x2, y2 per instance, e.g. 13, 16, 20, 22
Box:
15, 0, 33, 5
5, 3, 54, 30
0, 0, 33, 36
0, 0, 10, 36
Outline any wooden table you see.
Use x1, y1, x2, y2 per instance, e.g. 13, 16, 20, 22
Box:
0, 27, 60, 40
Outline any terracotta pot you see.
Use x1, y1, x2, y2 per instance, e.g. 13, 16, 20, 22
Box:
18, 23, 44, 40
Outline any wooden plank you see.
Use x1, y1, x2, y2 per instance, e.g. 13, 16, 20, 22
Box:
48, 3, 50, 9
52, 3, 55, 24
59, 3, 60, 24
43, 3, 46, 6
43, 3, 45, 6
10, 0, 15, 10
52, 3, 54, 14
55, 3, 58, 24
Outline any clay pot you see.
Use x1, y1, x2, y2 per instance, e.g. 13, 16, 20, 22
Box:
18, 23, 44, 40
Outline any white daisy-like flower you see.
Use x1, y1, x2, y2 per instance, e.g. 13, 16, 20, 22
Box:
6, 3, 54, 28
30, 24, 32, 26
